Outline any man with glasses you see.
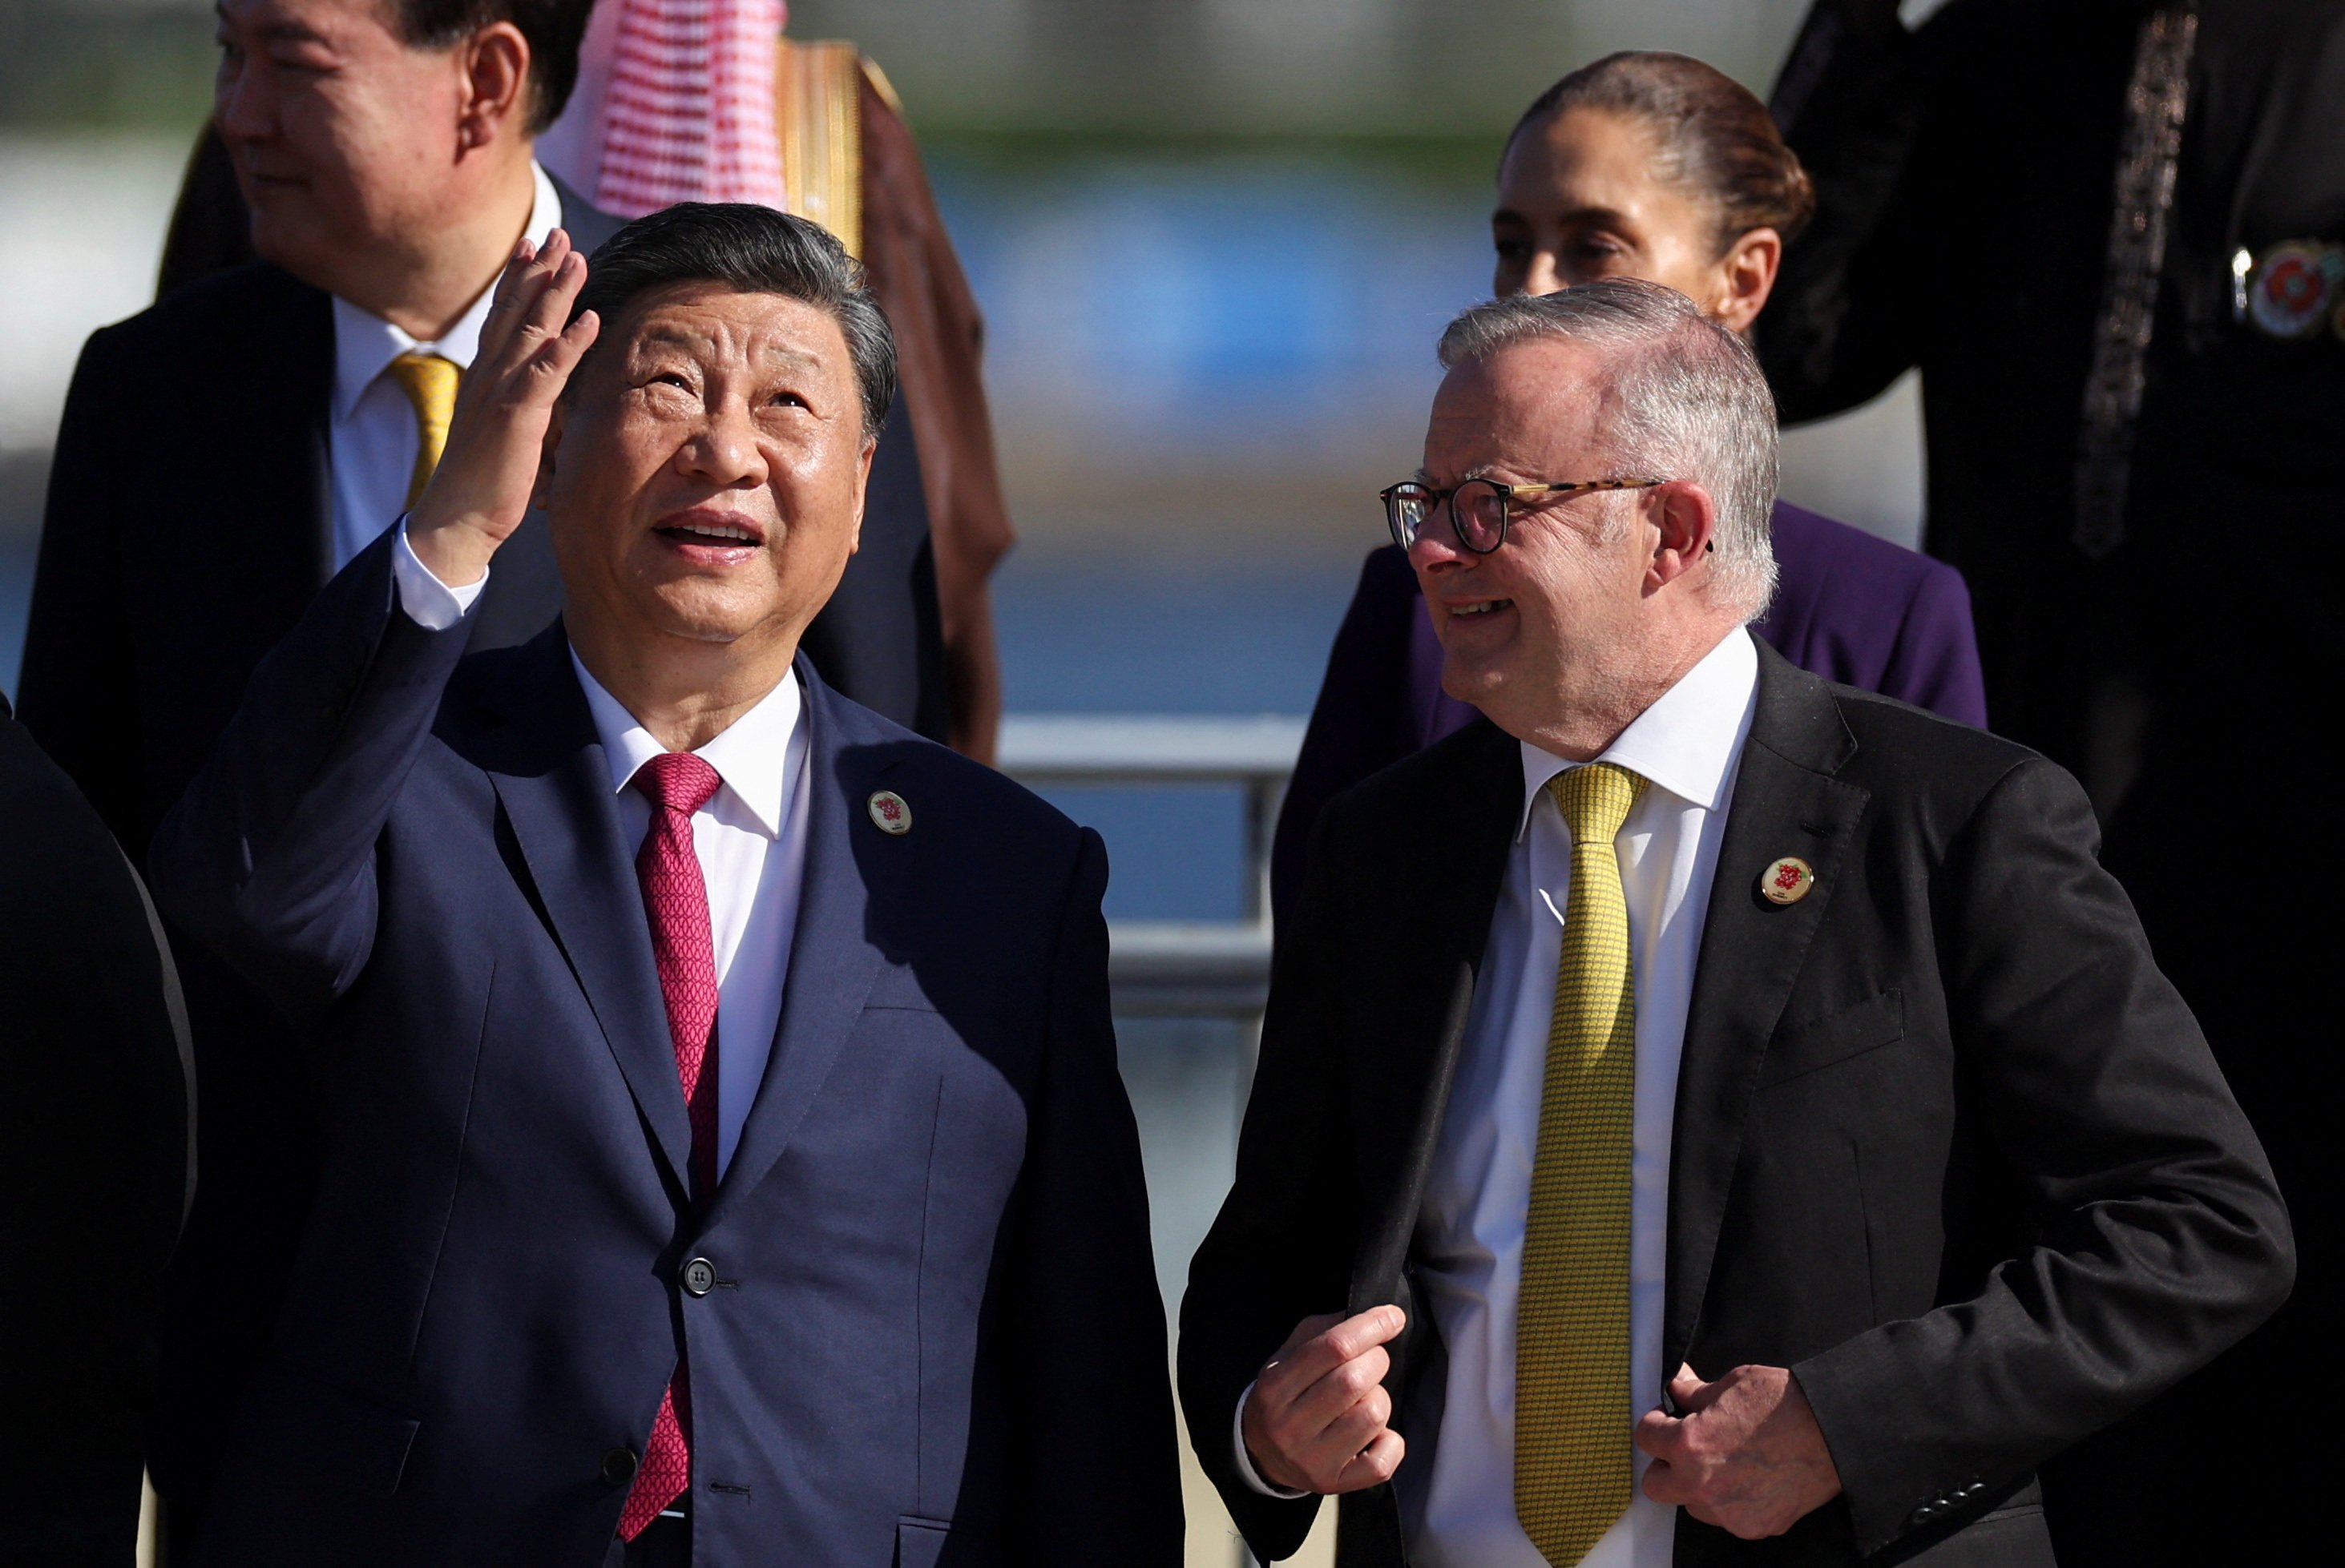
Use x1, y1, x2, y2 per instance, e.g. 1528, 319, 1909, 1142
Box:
1180, 279, 2290, 1567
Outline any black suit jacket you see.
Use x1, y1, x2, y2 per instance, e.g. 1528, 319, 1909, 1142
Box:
10, 183, 620, 1547
1181, 642, 2291, 1566
0, 691, 193, 1567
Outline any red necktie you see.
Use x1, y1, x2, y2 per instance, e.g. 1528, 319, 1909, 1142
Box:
619, 752, 724, 1539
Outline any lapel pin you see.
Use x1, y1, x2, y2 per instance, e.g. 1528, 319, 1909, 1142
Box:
1760, 856, 1815, 906
866, 789, 912, 836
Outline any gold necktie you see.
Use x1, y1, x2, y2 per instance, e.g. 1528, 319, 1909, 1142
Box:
386, 352, 461, 512
1516, 761, 1646, 1566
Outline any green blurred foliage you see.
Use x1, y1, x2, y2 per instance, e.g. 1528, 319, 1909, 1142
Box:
0, 2, 216, 130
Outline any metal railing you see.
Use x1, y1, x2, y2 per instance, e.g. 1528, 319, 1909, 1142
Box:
998, 714, 1306, 1018
999, 713, 1314, 1568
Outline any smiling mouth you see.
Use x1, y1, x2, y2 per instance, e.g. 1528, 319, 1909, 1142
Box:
656, 518, 764, 546
1451, 599, 1513, 617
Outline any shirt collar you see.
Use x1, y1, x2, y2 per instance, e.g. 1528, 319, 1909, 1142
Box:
1513, 627, 1761, 840
329, 161, 563, 425
567, 647, 805, 840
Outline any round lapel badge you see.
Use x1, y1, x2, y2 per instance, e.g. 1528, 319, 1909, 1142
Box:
866, 789, 912, 836
1759, 856, 1815, 906
2247, 241, 2342, 341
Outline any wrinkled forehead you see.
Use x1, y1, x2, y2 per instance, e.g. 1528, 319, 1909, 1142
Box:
218, 0, 400, 43
595, 283, 850, 373
1425, 337, 1622, 474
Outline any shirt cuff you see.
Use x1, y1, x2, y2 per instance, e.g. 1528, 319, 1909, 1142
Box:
1233, 1379, 1313, 1499
392, 518, 488, 631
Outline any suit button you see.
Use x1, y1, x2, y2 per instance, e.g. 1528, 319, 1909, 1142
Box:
601, 1447, 638, 1487
682, 1256, 716, 1296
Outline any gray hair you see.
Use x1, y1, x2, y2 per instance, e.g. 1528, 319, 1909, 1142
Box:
1435, 279, 1779, 620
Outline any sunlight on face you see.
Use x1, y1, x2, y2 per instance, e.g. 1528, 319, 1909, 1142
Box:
212, 0, 471, 281
1411, 338, 1656, 736
1492, 106, 1729, 310
540, 283, 875, 664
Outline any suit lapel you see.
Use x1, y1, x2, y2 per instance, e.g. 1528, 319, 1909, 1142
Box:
476, 629, 692, 1186
1348, 720, 1520, 1314
704, 664, 885, 1229
1662, 647, 1868, 1375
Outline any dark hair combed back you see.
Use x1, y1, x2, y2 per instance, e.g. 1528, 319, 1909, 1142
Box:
1506, 51, 1816, 255
575, 204, 899, 439
393, 1, 595, 135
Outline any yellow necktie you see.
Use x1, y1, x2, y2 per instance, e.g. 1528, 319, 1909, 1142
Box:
386, 352, 461, 512
1516, 761, 1647, 1566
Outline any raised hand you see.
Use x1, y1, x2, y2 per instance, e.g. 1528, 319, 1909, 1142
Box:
407, 228, 601, 586
1636, 1362, 1842, 1539
1240, 1307, 1408, 1494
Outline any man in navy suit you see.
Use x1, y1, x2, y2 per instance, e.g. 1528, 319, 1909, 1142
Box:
148, 204, 1182, 1566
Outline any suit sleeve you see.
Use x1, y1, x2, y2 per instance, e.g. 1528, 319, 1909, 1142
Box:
1181, 804, 1362, 1559
15, 324, 147, 848
1758, 0, 1933, 422
1793, 757, 2293, 1554
145, 526, 473, 1034
1879, 558, 1988, 728
1009, 825, 1185, 1563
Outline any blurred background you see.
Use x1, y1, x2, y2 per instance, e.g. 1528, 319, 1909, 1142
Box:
0, 3, 1923, 1562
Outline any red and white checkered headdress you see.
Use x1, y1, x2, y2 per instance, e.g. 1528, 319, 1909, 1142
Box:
591, 0, 791, 219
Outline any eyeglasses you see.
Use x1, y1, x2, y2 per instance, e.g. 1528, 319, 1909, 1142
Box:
1381, 476, 1667, 554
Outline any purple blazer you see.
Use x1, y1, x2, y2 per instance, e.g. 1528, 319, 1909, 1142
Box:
1270, 500, 1987, 927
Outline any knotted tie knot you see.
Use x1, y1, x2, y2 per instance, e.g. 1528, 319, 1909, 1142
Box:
632, 750, 723, 817
1547, 761, 1645, 848
385, 351, 461, 511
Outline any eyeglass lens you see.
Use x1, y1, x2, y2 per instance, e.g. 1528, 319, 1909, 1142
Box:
1389, 481, 1507, 552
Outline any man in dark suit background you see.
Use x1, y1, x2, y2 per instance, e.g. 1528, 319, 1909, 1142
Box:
1181, 280, 2290, 1566
14, 2, 616, 1547
147, 204, 1181, 1566
0, 689, 194, 1567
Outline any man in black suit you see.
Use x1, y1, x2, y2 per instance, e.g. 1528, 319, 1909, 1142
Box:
0, 689, 193, 1566
13, 2, 613, 1548
1179, 279, 2292, 1566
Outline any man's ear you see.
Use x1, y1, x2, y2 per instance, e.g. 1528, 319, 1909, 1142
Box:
1713, 227, 1781, 336
455, 23, 531, 155
1647, 482, 1718, 592
846, 436, 876, 557
531, 399, 564, 514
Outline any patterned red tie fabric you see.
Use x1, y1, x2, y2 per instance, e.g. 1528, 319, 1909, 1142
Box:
618, 751, 724, 1540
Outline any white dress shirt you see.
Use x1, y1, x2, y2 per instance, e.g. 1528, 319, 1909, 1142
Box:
389, 526, 813, 1177
1236, 629, 1760, 1568
327, 162, 562, 573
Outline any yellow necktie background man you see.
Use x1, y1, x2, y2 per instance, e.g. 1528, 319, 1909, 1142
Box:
388, 351, 462, 513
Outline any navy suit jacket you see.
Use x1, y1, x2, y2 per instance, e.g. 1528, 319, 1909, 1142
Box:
1269, 502, 1988, 928
147, 533, 1182, 1566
